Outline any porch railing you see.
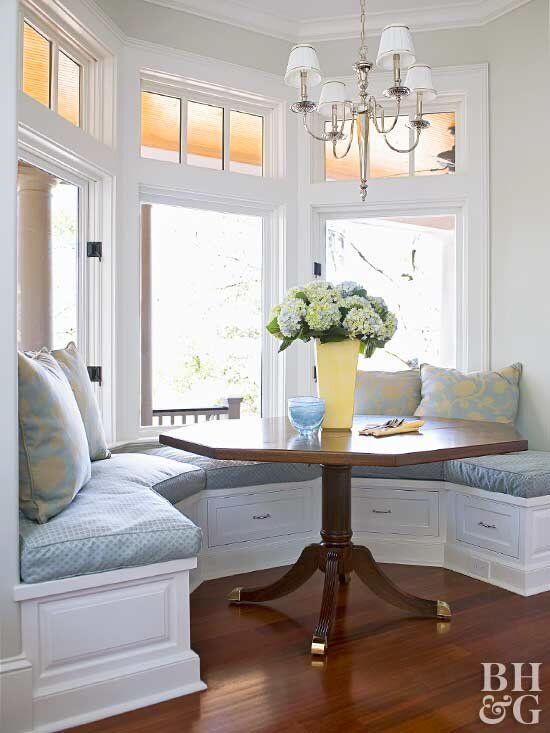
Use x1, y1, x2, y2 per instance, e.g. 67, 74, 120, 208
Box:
151, 397, 243, 427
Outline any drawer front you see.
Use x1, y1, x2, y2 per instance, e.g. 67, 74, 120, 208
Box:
352, 489, 439, 537
207, 488, 311, 547
456, 494, 519, 558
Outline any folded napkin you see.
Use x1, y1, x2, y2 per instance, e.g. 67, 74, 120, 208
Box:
359, 419, 425, 438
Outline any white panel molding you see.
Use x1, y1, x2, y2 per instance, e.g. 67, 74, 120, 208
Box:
136, 0, 534, 41
15, 559, 205, 733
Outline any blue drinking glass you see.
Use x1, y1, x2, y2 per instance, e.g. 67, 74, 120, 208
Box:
287, 396, 325, 435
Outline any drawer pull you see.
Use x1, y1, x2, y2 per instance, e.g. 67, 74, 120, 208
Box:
478, 521, 497, 529
372, 509, 392, 514
252, 513, 272, 520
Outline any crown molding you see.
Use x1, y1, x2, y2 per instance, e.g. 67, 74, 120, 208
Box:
138, 0, 534, 41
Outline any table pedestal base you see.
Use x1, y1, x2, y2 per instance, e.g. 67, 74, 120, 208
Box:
228, 465, 451, 655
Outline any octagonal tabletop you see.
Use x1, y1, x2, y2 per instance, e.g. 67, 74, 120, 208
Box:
159, 415, 527, 467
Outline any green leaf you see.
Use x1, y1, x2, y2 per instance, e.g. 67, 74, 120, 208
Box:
266, 317, 282, 337
278, 339, 294, 352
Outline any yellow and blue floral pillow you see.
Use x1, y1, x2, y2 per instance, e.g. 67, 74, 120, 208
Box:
414, 363, 522, 424
52, 342, 111, 461
355, 369, 421, 416
19, 350, 91, 523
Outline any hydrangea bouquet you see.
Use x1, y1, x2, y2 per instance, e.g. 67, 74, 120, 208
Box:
267, 280, 397, 358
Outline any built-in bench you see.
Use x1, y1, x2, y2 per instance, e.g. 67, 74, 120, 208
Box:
16, 436, 550, 733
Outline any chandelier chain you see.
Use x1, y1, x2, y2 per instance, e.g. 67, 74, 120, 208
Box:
359, 0, 367, 59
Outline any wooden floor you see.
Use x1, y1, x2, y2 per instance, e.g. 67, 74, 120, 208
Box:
67, 563, 550, 733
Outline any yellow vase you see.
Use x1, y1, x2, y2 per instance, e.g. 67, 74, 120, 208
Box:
315, 339, 360, 431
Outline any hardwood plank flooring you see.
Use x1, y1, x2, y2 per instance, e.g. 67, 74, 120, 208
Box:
66, 564, 550, 733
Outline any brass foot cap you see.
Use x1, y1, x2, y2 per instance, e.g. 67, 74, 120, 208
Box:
311, 635, 327, 656
228, 587, 242, 603
437, 600, 451, 620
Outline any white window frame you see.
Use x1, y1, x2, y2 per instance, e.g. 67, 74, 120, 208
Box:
18, 1, 116, 145
140, 72, 281, 178
18, 125, 116, 441
296, 64, 489, 396
137, 185, 286, 438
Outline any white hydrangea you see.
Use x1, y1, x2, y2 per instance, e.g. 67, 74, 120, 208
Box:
305, 300, 341, 331
367, 295, 388, 315
380, 311, 398, 340
340, 295, 369, 309
302, 280, 339, 303
277, 298, 306, 338
343, 305, 383, 338
337, 281, 363, 296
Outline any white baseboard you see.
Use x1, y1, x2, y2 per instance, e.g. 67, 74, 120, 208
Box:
0, 655, 33, 733
32, 654, 205, 733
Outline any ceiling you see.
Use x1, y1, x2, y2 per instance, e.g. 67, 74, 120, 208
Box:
141, 0, 531, 40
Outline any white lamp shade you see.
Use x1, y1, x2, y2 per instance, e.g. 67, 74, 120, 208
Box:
376, 24, 416, 70
318, 81, 347, 116
285, 44, 322, 89
405, 64, 437, 101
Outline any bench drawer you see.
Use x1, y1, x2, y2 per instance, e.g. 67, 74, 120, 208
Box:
455, 494, 519, 558
207, 488, 311, 547
352, 489, 439, 537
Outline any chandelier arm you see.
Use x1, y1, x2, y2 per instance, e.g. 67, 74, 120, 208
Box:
369, 97, 401, 135
332, 115, 356, 159
383, 127, 422, 154
303, 103, 353, 144
302, 114, 332, 142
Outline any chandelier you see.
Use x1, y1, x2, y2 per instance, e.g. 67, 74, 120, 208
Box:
284, 0, 436, 200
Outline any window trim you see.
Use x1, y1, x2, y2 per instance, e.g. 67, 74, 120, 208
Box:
140, 76, 274, 177
137, 185, 286, 438
18, 125, 116, 442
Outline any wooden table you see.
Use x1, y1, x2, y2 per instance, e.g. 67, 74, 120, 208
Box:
160, 416, 527, 655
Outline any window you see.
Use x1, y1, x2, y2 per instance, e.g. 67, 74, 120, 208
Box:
140, 87, 266, 176
187, 101, 223, 170
230, 110, 263, 175
57, 51, 81, 127
324, 112, 456, 181
22, 22, 51, 108
326, 215, 456, 370
141, 91, 181, 162
17, 161, 80, 350
21, 19, 82, 128
140, 203, 263, 426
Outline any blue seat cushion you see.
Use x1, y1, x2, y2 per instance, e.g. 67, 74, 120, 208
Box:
352, 462, 445, 481
115, 442, 321, 490
20, 454, 203, 584
444, 451, 550, 499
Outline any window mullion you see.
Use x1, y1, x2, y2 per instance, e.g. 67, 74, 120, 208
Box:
50, 40, 59, 112
223, 104, 230, 172
180, 96, 187, 165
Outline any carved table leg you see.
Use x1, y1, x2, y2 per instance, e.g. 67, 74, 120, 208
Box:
311, 550, 340, 655
352, 545, 451, 619
228, 543, 320, 603
228, 463, 450, 654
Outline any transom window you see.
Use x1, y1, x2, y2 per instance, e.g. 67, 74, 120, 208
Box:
140, 89, 265, 176
22, 19, 82, 127
325, 112, 456, 181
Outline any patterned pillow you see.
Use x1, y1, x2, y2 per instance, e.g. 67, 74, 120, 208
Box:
414, 363, 522, 424
52, 342, 111, 461
19, 350, 91, 523
354, 369, 421, 416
